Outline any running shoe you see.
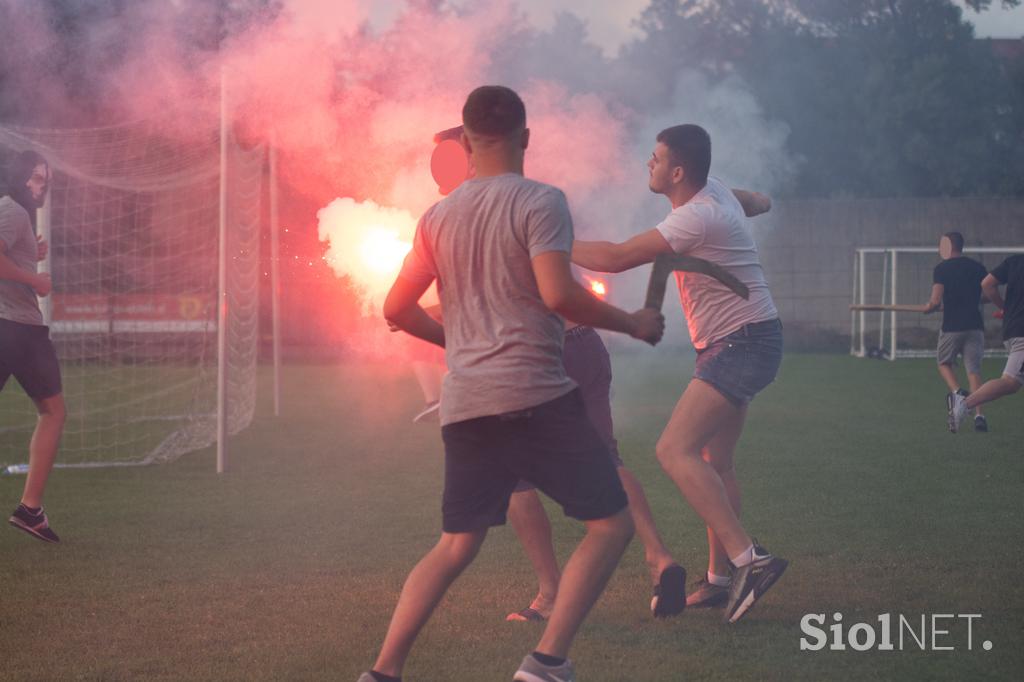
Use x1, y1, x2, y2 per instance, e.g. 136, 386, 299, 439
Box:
724, 544, 787, 623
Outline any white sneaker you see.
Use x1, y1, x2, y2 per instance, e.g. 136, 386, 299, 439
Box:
946, 391, 968, 433
513, 654, 575, 682
412, 401, 440, 423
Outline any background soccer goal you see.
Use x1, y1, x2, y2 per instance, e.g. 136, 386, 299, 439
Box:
850, 246, 1024, 360
0, 120, 264, 471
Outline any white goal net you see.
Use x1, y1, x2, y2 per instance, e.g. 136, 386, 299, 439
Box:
850, 246, 1024, 360
0, 121, 263, 469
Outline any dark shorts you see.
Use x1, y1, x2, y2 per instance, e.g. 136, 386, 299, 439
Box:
440, 388, 628, 533
515, 326, 622, 494
693, 318, 783, 407
0, 318, 62, 400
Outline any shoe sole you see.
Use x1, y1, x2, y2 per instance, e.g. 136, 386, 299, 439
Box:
651, 565, 687, 617
8, 517, 59, 543
726, 558, 788, 623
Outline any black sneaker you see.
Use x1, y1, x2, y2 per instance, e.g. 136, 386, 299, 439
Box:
8, 504, 60, 543
686, 576, 730, 608
974, 415, 988, 432
724, 544, 787, 623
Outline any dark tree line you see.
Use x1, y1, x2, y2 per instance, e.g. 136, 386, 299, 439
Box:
2, 0, 1022, 199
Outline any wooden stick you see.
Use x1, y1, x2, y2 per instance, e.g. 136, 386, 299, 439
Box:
848, 303, 930, 312
644, 253, 749, 311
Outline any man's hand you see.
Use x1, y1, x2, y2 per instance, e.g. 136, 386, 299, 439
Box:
629, 308, 664, 345
33, 272, 52, 297
36, 235, 48, 262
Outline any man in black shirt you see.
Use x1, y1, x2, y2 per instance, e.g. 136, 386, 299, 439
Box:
923, 232, 989, 432
949, 253, 1024, 432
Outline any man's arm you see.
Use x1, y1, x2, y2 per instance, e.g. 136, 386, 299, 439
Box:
0, 240, 50, 296
571, 229, 673, 274
922, 283, 943, 314
383, 275, 445, 347
732, 189, 771, 218
981, 273, 1005, 311
532, 250, 663, 344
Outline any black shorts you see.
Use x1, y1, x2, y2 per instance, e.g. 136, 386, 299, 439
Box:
440, 388, 628, 533
0, 318, 62, 400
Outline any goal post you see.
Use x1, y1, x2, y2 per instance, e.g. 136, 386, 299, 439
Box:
850, 246, 1024, 360
0, 119, 266, 472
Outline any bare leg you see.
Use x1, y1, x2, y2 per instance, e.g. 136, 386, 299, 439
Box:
616, 467, 676, 584
655, 379, 751, 559
372, 529, 488, 676
534, 508, 633, 659
21, 394, 66, 509
937, 363, 960, 394
966, 372, 984, 416
965, 375, 1022, 410
700, 405, 747, 577
508, 489, 560, 617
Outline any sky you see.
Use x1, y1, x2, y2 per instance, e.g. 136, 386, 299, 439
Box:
370, 0, 1024, 56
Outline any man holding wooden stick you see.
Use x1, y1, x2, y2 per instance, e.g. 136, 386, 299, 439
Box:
573, 124, 786, 623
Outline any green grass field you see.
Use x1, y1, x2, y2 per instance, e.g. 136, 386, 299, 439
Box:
1, 353, 1022, 681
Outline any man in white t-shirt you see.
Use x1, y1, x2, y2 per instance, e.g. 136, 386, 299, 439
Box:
573, 124, 787, 624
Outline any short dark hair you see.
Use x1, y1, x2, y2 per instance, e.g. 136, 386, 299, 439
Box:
656, 124, 711, 187
462, 86, 526, 137
944, 231, 965, 252
5, 149, 48, 191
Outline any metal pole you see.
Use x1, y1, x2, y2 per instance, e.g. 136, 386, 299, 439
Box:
878, 251, 888, 353
858, 249, 866, 357
850, 251, 858, 356
37, 200, 52, 325
216, 68, 229, 474
269, 133, 281, 417
890, 250, 898, 361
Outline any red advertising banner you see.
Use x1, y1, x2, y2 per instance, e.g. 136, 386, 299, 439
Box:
51, 294, 215, 333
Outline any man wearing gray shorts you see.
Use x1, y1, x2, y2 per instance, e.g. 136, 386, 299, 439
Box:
949, 254, 1024, 432
923, 231, 989, 432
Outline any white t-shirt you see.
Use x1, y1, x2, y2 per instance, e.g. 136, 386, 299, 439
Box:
654, 177, 778, 349
399, 173, 577, 425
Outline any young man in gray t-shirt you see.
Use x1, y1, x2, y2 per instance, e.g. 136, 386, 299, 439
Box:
1, 150, 64, 543
357, 86, 664, 682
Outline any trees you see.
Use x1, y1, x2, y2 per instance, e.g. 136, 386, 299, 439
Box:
630, 0, 1024, 197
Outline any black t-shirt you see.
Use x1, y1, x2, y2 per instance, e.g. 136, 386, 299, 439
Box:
991, 254, 1024, 340
933, 256, 986, 332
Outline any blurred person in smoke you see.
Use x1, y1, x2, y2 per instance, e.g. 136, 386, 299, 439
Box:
573, 124, 786, 624
0, 150, 64, 543
358, 86, 664, 682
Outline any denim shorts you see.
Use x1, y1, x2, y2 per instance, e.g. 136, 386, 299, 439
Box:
693, 318, 783, 406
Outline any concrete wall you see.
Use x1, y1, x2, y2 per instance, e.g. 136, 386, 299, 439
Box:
754, 197, 1024, 350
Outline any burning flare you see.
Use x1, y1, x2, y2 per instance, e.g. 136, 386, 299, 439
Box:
318, 198, 417, 314
584, 275, 608, 300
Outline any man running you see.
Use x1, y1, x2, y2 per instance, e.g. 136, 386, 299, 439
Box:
357, 86, 664, 682
922, 231, 989, 432
949, 253, 1024, 431
573, 124, 787, 623
1, 150, 65, 543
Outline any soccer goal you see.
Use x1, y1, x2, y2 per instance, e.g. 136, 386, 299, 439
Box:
0, 118, 265, 472
850, 246, 1024, 360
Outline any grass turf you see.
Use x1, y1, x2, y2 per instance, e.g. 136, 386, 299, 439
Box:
1, 353, 1022, 681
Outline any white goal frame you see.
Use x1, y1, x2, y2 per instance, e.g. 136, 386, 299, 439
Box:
850, 246, 1024, 360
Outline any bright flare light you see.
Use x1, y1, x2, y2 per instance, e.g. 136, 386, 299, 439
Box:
318, 198, 416, 314
584, 275, 608, 300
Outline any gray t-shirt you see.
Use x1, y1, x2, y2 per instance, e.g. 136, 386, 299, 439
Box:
399, 173, 576, 425
0, 196, 43, 326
